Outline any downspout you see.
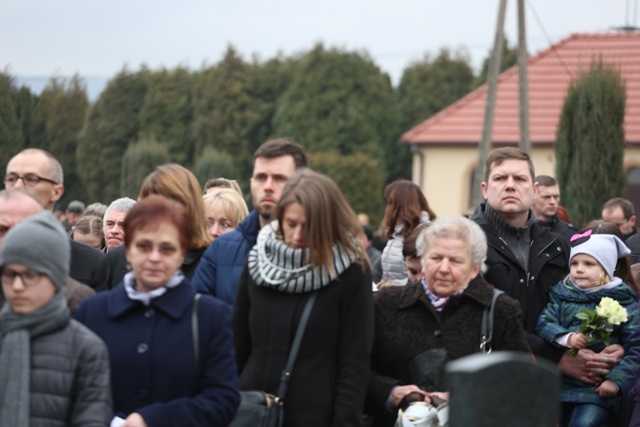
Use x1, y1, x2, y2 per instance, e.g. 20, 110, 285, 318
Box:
411, 143, 424, 188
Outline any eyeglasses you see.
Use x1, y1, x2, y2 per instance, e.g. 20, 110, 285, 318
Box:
4, 173, 58, 187
1, 269, 43, 287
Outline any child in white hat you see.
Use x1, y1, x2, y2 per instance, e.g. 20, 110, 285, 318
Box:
536, 231, 640, 427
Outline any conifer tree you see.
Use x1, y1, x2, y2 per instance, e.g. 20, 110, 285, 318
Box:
0, 72, 25, 169
555, 60, 626, 227
77, 68, 149, 202
121, 137, 170, 198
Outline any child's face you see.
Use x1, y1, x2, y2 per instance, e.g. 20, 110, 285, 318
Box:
1, 263, 57, 314
570, 254, 605, 289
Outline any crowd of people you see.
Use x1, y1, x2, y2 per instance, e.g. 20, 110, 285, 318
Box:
1, 142, 640, 426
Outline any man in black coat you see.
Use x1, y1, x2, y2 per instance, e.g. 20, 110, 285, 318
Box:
532, 175, 577, 241
471, 147, 621, 384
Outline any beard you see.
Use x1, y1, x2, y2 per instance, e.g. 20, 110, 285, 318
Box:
258, 204, 274, 221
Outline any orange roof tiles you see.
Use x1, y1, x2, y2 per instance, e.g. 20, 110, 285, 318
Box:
401, 31, 640, 145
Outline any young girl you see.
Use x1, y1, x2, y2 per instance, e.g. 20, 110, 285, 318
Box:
536, 232, 640, 427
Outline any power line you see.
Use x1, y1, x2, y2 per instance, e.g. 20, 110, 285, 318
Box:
525, 0, 574, 78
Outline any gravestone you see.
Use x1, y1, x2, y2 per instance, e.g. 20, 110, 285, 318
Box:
446, 351, 559, 427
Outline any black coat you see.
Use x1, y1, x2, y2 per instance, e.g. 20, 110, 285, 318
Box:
232, 262, 374, 427
366, 277, 530, 427
542, 215, 578, 242
70, 239, 108, 292
471, 203, 570, 361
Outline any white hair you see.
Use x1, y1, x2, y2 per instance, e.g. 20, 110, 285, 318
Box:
418, 215, 487, 272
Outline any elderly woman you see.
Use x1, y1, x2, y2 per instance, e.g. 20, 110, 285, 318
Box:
367, 216, 530, 427
232, 168, 373, 426
203, 188, 249, 241
76, 195, 240, 427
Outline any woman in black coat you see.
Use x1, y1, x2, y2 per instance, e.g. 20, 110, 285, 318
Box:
232, 169, 374, 427
366, 215, 531, 427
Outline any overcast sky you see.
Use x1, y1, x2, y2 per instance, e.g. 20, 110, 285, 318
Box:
1, 0, 636, 86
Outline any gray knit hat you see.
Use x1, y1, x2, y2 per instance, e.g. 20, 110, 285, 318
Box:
570, 234, 630, 279
0, 211, 69, 290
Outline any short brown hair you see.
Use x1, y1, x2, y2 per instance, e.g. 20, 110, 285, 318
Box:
124, 195, 189, 253
484, 147, 535, 182
534, 175, 557, 187
253, 138, 308, 169
602, 197, 635, 220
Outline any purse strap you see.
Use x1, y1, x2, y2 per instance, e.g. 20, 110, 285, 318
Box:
192, 293, 202, 392
480, 289, 503, 354
276, 292, 318, 403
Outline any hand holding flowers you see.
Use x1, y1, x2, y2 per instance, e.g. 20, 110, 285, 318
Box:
568, 297, 628, 357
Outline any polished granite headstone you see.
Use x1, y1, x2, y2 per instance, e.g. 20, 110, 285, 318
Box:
446, 351, 560, 427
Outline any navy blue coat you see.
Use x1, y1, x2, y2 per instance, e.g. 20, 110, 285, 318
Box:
75, 279, 240, 426
192, 210, 260, 305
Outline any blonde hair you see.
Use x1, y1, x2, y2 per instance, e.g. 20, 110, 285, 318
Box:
203, 188, 249, 228
139, 164, 211, 249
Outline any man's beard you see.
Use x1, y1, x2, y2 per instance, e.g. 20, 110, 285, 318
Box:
258, 205, 274, 221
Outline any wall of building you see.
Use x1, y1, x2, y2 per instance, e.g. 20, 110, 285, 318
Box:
412, 144, 640, 217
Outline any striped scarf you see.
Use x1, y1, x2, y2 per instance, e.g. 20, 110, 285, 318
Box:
247, 221, 357, 294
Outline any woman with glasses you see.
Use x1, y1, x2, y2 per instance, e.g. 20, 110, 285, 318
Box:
0, 211, 112, 425
76, 195, 240, 427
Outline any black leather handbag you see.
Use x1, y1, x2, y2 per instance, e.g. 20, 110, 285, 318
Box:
230, 293, 318, 427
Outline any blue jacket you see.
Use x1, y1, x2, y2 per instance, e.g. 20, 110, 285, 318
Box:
536, 280, 640, 410
192, 210, 260, 304
75, 279, 240, 426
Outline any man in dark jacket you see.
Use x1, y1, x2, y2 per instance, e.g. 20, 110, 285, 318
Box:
533, 175, 577, 241
192, 138, 308, 304
472, 147, 621, 383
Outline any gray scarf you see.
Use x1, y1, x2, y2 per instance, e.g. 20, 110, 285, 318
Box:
247, 221, 357, 294
0, 291, 70, 426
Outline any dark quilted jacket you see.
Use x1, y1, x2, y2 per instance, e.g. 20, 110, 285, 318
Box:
12, 319, 112, 426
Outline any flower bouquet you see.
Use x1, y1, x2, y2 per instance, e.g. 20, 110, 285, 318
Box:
568, 297, 628, 357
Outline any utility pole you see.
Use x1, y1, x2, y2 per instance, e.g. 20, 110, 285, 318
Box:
518, 0, 531, 153
470, 0, 507, 206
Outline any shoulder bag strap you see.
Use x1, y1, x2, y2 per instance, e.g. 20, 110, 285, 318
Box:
480, 289, 504, 354
192, 293, 202, 393
276, 292, 318, 403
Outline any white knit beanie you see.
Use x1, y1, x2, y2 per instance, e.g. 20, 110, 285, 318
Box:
570, 234, 630, 278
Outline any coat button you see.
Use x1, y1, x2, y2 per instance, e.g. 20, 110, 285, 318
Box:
137, 343, 149, 354
144, 309, 154, 318
520, 279, 524, 283
434, 330, 441, 337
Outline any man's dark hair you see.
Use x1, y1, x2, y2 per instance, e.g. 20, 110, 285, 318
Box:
253, 138, 308, 169
534, 175, 557, 187
484, 147, 535, 182
602, 197, 635, 220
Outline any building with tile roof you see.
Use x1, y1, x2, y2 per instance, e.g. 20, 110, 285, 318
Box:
401, 30, 640, 219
